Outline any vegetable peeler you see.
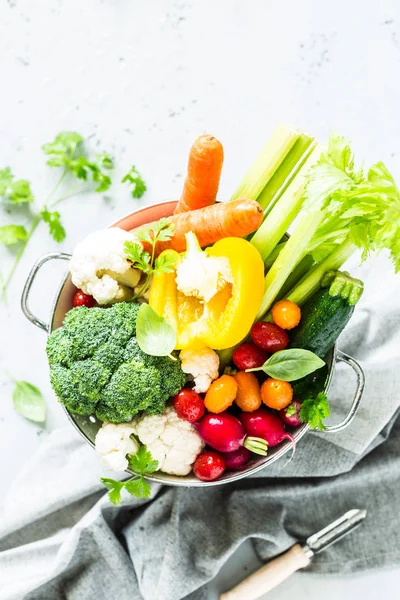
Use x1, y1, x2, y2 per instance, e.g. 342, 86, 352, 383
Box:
220, 508, 367, 600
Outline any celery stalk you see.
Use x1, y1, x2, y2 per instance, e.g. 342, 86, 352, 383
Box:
257, 211, 324, 319
251, 146, 323, 263
286, 239, 355, 306
257, 134, 316, 213
263, 242, 285, 269
230, 124, 301, 202
276, 255, 315, 301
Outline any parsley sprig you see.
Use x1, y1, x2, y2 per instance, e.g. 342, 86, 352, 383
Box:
124, 218, 178, 298
100, 445, 159, 505
122, 165, 147, 198
299, 392, 330, 430
0, 132, 116, 297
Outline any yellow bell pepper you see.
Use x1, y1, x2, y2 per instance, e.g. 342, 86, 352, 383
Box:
149, 236, 264, 350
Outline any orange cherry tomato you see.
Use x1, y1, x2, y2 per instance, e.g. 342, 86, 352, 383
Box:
260, 378, 293, 410
271, 299, 301, 330
234, 371, 262, 412
204, 374, 238, 414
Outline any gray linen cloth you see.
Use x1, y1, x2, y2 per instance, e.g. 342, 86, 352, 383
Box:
1, 255, 400, 600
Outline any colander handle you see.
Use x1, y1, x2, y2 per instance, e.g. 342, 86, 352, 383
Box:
21, 252, 71, 332
323, 350, 365, 433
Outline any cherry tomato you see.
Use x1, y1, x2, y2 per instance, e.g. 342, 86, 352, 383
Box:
173, 389, 205, 422
271, 299, 301, 330
234, 371, 262, 412
193, 451, 226, 481
260, 378, 293, 410
232, 343, 268, 371
251, 321, 289, 353
73, 289, 95, 308
204, 375, 238, 414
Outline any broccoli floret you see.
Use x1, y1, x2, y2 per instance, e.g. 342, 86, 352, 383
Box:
93, 341, 126, 372
50, 365, 98, 415
46, 302, 186, 423
97, 361, 162, 422
124, 338, 186, 397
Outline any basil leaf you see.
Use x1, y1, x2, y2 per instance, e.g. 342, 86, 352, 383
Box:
250, 349, 325, 382
12, 380, 46, 422
136, 303, 176, 357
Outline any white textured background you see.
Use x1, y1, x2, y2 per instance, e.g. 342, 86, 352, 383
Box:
1, 0, 400, 597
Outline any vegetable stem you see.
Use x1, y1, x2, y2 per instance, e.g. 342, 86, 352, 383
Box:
1, 212, 41, 299
230, 124, 301, 202
251, 146, 322, 263
257, 211, 324, 319
286, 239, 355, 306
257, 134, 316, 213
50, 185, 86, 207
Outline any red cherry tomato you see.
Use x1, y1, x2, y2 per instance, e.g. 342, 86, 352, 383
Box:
193, 451, 226, 481
251, 322, 289, 353
173, 389, 205, 423
73, 289, 95, 308
232, 343, 268, 371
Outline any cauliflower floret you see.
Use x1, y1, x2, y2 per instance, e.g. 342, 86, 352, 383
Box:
176, 231, 233, 302
180, 346, 220, 393
132, 406, 204, 476
95, 421, 139, 472
70, 228, 142, 305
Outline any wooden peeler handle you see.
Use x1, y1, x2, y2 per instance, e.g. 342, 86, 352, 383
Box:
219, 544, 310, 600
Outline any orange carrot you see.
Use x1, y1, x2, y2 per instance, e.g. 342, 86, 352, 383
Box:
174, 134, 224, 214
136, 198, 263, 256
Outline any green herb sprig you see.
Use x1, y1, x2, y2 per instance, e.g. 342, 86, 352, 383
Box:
299, 392, 330, 430
124, 218, 178, 299
101, 445, 159, 504
0, 132, 115, 298
122, 165, 147, 198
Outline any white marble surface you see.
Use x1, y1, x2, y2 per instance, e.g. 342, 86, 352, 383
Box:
1, 0, 400, 597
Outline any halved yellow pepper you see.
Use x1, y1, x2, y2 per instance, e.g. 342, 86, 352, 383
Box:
149, 237, 264, 350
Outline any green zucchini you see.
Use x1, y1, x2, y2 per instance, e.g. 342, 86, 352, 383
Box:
289, 270, 364, 358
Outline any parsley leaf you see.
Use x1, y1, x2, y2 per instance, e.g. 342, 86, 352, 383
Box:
124, 240, 152, 273
124, 220, 176, 298
299, 392, 330, 430
154, 251, 179, 274
42, 132, 83, 162
125, 477, 151, 499
129, 445, 159, 474
42, 131, 113, 193
0, 167, 13, 194
0, 225, 28, 245
41, 209, 66, 242
122, 165, 147, 198
100, 445, 159, 505
0, 168, 34, 204
100, 478, 124, 506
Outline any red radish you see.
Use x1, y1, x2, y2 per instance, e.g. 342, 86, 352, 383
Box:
173, 389, 205, 422
240, 408, 295, 451
193, 451, 226, 481
279, 400, 302, 427
195, 413, 268, 455
222, 447, 251, 471
232, 343, 268, 370
73, 289, 95, 308
251, 322, 289, 353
